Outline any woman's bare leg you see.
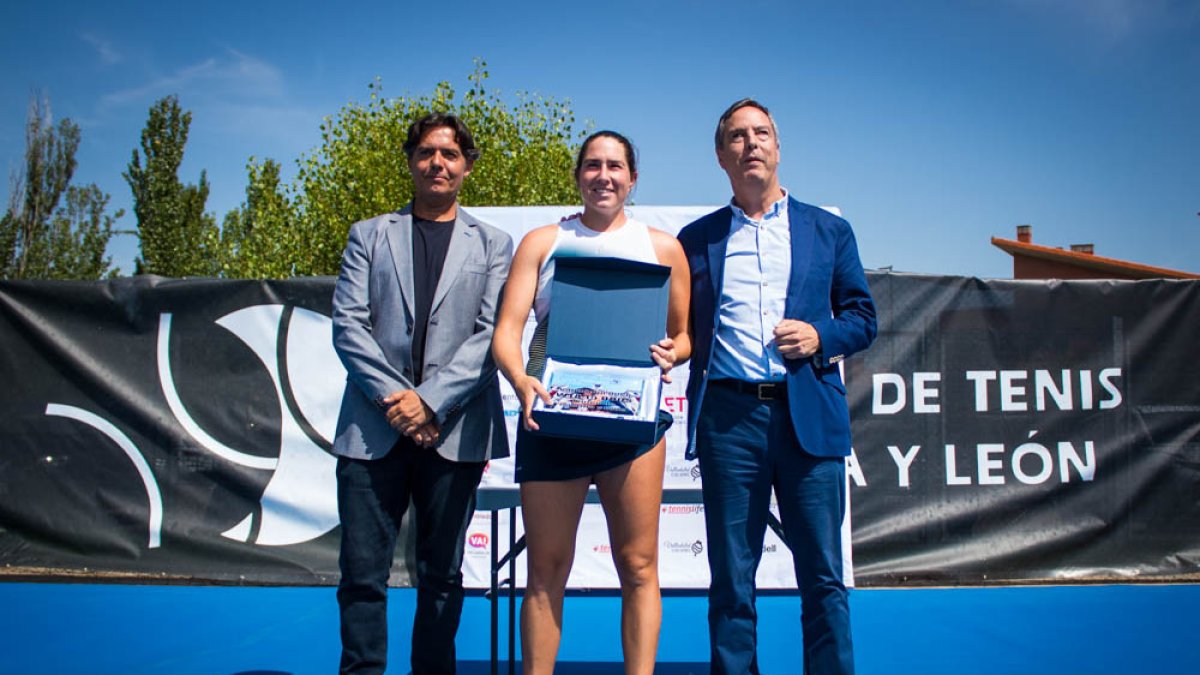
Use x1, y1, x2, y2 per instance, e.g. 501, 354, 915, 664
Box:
519, 478, 589, 674
595, 440, 666, 675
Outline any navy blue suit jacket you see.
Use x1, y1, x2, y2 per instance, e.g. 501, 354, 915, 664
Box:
678, 197, 877, 459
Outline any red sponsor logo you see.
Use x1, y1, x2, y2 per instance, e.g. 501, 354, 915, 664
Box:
662, 396, 688, 414
468, 533, 489, 548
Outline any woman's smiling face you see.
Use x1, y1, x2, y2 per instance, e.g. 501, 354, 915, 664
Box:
577, 135, 636, 215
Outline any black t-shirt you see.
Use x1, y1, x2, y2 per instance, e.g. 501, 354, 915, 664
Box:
411, 217, 455, 384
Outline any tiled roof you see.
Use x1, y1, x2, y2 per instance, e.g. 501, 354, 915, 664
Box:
991, 237, 1200, 280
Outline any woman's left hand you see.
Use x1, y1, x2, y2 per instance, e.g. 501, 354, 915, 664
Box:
650, 337, 677, 383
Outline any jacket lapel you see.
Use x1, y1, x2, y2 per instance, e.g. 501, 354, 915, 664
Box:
385, 207, 416, 319
706, 207, 733, 304
704, 207, 733, 339
786, 198, 815, 316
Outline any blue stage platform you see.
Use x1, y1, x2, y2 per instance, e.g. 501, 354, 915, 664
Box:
1, 583, 1195, 674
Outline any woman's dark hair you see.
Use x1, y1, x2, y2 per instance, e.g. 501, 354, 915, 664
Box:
573, 130, 638, 180
402, 112, 481, 162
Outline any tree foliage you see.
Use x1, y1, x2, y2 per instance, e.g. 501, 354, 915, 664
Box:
124, 95, 218, 277
220, 60, 586, 278
1, 96, 120, 280
217, 158, 300, 278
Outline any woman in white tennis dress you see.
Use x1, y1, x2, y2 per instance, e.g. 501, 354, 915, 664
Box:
492, 130, 691, 675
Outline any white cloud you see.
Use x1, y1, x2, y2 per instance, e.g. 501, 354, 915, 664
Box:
1006, 0, 1200, 43
98, 48, 286, 110
88, 48, 322, 191
202, 101, 320, 141
81, 33, 122, 66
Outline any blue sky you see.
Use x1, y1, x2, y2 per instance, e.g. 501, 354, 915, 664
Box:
2, 0, 1198, 278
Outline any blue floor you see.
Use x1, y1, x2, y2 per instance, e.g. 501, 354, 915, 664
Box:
1, 583, 1195, 674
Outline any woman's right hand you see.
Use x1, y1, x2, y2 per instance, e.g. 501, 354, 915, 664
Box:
514, 374, 552, 431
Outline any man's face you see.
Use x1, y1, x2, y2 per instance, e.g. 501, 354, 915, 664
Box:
408, 125, 472, 203
716, 106, 780, 189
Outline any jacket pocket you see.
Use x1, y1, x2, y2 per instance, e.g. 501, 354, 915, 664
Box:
817, 366, 846, 395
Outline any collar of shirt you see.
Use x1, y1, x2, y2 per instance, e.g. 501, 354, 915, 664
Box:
729, 189, 789, 228
709, 190, 792, 383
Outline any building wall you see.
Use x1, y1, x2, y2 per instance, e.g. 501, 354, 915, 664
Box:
1014, 256, 1140, 280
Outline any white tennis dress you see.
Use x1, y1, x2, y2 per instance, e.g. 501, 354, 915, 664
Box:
532, 215, 660, 323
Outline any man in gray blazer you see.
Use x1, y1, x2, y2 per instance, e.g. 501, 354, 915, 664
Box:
331, 112, 513, 675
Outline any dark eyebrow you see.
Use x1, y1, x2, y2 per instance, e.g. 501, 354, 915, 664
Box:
417, 145, 461, 156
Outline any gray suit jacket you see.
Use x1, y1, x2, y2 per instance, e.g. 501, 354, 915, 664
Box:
331, 204, 513, 463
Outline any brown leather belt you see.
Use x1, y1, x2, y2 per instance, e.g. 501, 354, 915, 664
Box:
709, 379, 787, 401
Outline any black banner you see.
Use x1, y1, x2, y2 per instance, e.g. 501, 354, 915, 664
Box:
846, 273, 1200, 584
0, 276, 360, 585
1, 274, 1197, 586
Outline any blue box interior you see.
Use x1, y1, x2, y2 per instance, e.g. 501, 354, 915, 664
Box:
545, 256, 671, 365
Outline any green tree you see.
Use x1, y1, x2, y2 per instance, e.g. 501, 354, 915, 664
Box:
124, 95, 218, 277
283, 59, 585, 276
1, 96, 120, 279
217, 157, 300, 278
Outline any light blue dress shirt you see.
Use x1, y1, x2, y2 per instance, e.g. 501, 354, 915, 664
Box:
709, 191, 791, 383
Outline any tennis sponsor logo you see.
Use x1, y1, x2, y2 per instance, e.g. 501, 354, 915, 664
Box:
663, 540, 704, 556
666, 463, 702, 482
661, 505, 703, 515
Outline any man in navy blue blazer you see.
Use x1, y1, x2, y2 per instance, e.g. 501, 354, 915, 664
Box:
678, 99, 877, 674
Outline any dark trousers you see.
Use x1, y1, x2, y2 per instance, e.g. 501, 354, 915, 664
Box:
697, 384, 854, 675
336, 440, 486, 675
